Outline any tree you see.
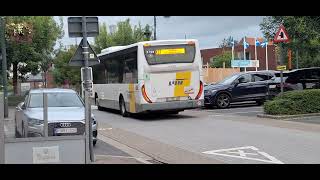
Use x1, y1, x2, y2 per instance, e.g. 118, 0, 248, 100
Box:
210, 51, 232, 68
52, 46, 81, 88
94, 19, 152, 53
5, 16, 63, 94
260, 16, 320, 68
219, 36, 238, 48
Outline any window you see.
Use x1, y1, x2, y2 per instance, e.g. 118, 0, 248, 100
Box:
29, 93, 83, 108
238, 74, 252, 83
97, 46, 138, 84
253, 74, 272, 82
144, 44, 195, 65
245, 52, 250, 60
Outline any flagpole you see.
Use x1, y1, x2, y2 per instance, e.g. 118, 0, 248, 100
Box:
255, 37, 258, 71
266, 41, 268, 71
243, 36, 246, 72
232, 41, 234, 70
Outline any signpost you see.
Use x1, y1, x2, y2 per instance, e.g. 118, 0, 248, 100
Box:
68, 16, 99, 164
274, 25, 290, 96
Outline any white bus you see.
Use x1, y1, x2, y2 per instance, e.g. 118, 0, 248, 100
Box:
92, 39, 204, 117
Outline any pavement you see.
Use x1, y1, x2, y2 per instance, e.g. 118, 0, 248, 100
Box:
3, 106, 154, 164
92, 102, 320, 164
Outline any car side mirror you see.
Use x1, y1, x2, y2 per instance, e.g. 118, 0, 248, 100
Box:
21, 102, 26, 110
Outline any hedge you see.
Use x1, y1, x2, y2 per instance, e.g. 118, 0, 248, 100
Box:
264, 89, 320, 115
8, 96, 25, 107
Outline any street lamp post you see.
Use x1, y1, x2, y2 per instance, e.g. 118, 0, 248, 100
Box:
0, 16, 8, 118
153, 16, 170, 40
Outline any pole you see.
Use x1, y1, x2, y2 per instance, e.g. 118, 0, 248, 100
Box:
265, 42, 268, 70
43, 93, 48, 137
280, 70, 284, 96
0, 17, 8, 118
288, 49, 292, 70
82, 16, 93, 163
243, 37, 246, 72
232, 42, 234, 70
153, 16, 156, 40
0, 92, 5, 164
255, 37, 258, 71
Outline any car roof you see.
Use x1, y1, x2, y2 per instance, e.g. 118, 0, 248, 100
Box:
29, 88, 77, 94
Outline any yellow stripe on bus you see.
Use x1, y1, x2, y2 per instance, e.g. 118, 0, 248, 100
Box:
174, 71, 191, 97
129, 84, 136, 113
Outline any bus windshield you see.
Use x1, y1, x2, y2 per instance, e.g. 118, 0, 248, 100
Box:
144, 44, 195, 65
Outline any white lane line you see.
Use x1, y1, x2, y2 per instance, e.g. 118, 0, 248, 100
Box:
203, 146, 284, 164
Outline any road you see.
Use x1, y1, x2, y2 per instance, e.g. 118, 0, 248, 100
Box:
93, 102, 320, 164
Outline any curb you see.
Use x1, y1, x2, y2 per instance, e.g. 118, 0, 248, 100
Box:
257, 113, 320, 120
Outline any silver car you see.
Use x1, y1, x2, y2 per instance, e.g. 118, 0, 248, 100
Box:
15, 88, 98, 146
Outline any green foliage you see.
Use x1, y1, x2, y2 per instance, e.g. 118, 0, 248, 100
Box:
219, 36, 238, 48
264, 89, 320, 115
210, 51, 232, 68
52, 46, 81, 86
260, 16, 320, 68
4, 16, 63, 94
94, 19, 152, 53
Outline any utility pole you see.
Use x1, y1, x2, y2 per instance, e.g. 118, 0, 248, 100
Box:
153, 16, 157, 40
81, 16, 94, 163
0, 16, 8, 118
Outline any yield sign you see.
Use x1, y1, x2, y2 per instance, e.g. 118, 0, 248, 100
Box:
274, 25, 290, 43
203, 146, 284, 164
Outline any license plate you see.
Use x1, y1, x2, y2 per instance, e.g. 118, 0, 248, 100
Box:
269, 85, 276, 89
54, 128, 77, 134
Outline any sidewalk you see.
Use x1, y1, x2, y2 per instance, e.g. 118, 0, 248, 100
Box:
4, 107, 152, 164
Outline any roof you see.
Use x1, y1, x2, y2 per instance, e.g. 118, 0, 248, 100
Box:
29, 88, 77, 94
98, 39, 198, 57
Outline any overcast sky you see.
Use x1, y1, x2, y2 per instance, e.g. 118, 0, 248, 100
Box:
55, 16, 265, 50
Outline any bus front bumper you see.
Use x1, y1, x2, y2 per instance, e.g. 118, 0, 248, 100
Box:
137, 99, 204, 112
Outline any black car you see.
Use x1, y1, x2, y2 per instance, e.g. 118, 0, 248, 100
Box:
268, 67, 320, 97
204, 71, 275, 108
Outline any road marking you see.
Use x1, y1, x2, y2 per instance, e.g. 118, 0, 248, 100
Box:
203, 146, 284, 164
98, 128, 113, 131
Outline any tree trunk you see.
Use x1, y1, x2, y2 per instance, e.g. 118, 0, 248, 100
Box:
13, 62, 18, 95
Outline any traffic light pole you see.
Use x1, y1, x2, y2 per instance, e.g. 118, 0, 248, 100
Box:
82, 16, 94, 163
1, 17, 8, 118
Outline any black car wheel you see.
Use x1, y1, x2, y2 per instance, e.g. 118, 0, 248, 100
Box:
216, 93, 231, 109
119, 97, 129, 117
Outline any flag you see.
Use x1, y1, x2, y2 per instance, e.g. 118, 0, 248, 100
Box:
243, 40, 249, 49
261, 41, 268, 48
255, 39, 261, 47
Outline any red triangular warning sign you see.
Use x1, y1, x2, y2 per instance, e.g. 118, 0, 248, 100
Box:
274, 25, 290, 43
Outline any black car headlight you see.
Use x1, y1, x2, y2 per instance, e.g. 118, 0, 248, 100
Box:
205, 89, 218, 96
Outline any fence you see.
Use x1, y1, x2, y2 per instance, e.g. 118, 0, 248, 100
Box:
203, 67, 240, 84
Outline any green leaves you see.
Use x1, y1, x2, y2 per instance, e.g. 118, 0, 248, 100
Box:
210, 51, 232, 68
93, 18, 152, 54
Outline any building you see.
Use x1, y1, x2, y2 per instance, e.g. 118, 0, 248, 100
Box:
201, 37, 277, 71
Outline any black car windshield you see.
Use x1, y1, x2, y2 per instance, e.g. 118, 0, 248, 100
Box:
218, 74, 239, 85
29, 93, 84, 108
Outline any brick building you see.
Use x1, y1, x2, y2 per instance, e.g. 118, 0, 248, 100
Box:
201, 37, 278, 71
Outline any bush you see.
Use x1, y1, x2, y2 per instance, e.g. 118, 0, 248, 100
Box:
264, 89, 320, 115
8, 96, 25, 107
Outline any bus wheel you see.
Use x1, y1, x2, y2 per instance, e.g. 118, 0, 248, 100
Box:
119, 97, 129, 117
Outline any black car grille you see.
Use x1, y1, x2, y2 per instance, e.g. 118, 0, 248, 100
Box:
48, 122, 85, 136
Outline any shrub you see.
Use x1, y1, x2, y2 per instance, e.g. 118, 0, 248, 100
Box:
8, 96, 25, 107
264, 89, 320, 115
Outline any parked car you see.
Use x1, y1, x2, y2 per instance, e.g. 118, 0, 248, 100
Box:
204, 71, 275, 108
268, 67, 320, 97
15, 88, 98, 146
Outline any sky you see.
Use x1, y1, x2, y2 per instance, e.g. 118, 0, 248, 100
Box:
55, 16, 265, 50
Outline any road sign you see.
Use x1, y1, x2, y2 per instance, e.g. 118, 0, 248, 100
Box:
231, 60, 259, 68
277, 65, 287, 71
69, 39, 100, 67
68, 17, 99, 37
274, 25, 290, 43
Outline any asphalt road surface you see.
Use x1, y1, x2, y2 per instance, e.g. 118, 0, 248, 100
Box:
93, 103, 320, 164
